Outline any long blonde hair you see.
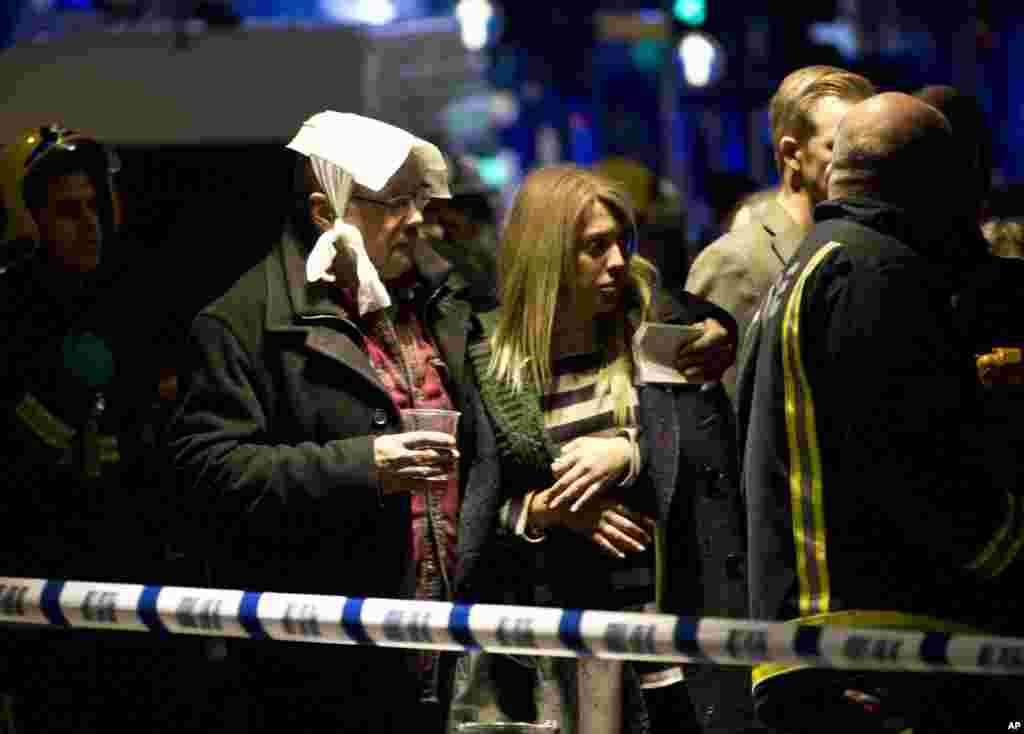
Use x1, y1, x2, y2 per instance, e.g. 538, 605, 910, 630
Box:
489, 165, 658, 426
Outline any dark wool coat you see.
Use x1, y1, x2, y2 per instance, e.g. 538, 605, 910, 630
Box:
168, 231, 496, 728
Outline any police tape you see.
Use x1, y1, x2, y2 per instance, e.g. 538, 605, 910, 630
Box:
1, 577, 1022, 676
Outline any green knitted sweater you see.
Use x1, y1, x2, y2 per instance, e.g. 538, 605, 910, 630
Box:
466, 309, 560, 488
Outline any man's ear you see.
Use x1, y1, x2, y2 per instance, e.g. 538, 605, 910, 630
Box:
309, 192, 334, 235
779, 136, 803, 173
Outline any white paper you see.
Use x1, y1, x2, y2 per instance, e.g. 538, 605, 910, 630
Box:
286, 111, 450, 198
287, 111, 451, 315
633, 322, 706, 384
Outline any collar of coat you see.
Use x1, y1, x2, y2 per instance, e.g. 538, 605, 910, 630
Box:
815, 196, 988, 267
269, 228, 473, 328
264, 229, 478, 396
753, 197, 804, 264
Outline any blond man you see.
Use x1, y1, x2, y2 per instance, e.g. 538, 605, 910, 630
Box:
686, 65, 875, 402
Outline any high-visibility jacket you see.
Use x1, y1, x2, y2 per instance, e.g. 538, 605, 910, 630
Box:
1, 259, 126, 582
736, 198, 1024, 691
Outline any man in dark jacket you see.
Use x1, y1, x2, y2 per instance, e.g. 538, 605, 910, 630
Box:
169, 112, 492, 732
914, 84, 1024, 499
0, 124, 173, 732
737, 93, 1024, 733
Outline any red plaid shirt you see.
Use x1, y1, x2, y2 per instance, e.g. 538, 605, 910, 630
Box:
345, 275, 459, 608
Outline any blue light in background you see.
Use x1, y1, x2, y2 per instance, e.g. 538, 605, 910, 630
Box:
630, 39, 668, 73
477, 153, 511, 187
673, 0, 705, 27
569, 110, 596, 168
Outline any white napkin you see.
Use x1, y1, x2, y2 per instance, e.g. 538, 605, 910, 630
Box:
287, 111, 451, 316
304, 155, 392, 315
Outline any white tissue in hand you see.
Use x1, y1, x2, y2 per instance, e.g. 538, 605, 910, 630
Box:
306, 220, 391, 315
306, 224, 343, 283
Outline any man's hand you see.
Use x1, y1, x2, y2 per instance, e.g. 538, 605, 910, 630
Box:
977, 347, 1024, 388
374, 431, 459, 495
328, 229, 359, 290
529, 490, 655, 559
548, 436, 632, 512
675, 317, 736, 383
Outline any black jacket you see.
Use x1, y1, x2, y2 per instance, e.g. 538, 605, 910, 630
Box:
737, 197, 1024, 664
0, 254, 152, 583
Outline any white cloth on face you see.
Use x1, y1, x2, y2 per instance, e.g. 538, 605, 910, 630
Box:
305, 156, 392, 316
287, 112, 451, 316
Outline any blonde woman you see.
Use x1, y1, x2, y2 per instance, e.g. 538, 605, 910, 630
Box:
452, 166, 747, 733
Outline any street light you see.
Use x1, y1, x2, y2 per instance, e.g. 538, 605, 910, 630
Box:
677, 31, 724, 88
455, 0, 494, 51
320, 0, 397, 25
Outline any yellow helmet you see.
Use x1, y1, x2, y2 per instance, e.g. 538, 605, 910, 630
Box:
1, 124, 121, 275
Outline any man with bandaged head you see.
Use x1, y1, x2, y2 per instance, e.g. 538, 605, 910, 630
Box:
170, 112, 489, 731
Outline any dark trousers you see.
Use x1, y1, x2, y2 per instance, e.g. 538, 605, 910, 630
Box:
3, 628, 213, 733
235, 642, 450, 733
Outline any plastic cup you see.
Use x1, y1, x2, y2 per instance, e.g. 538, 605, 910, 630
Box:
400, 408, 460, 482
399, 408, 460, 436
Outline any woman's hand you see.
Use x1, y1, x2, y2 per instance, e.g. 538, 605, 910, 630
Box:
675, 317, 736, 382
374, 431, 459, 494
548, 435, 632, 512
529, 489, 655, 559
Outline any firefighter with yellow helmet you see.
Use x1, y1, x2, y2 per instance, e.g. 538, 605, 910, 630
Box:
1, 124, 121, 274
0, 124, 143, 731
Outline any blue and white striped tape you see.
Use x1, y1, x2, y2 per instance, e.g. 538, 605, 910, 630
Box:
1, 577, 1022, 676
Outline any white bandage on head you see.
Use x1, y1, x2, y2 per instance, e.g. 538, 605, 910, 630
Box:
286, 111, 451, 316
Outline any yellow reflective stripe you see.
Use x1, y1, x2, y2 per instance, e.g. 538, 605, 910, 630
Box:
989, 496, 1024, 579
12, 392, 119, 463
966, 492, 1017, 578
782, 241, 842, 618
991, 530, 1024, 579
99, 437, 120, 464
14, 392, 75, 448
751, 609, 981, 689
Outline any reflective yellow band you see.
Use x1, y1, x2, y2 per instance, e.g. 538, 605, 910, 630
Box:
966, 492, 1024, 581
781, 241, 842, 618
12, 392, 119, 463
751, 609, 982, 689
98, 436, 120, 464
14, 392, 75, 449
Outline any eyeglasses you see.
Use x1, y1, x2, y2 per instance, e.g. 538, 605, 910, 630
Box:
350, 190, 431, 213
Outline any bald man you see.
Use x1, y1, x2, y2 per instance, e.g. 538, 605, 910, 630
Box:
736, 93, 1023, 733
